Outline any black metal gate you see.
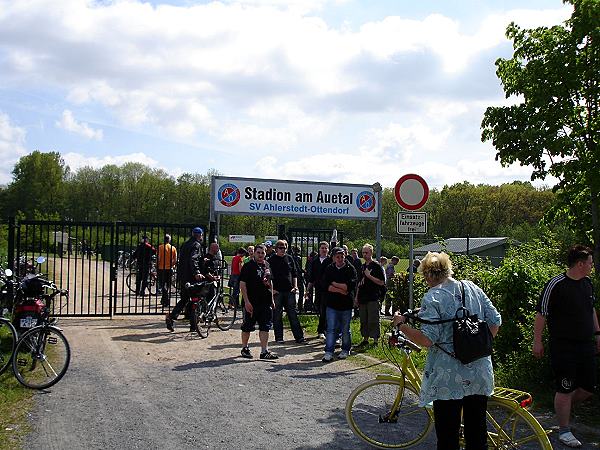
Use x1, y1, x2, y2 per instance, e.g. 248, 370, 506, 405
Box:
113, 222, 203, 315
286, 228, 344, 260
8, 219, 204, 317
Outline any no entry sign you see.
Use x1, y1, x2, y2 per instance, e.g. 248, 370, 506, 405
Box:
394, 174, 429, 210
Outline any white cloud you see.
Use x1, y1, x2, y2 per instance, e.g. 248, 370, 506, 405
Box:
0, 0, 572, 188
0, 112, 28, 184
56, 110, 103, 140
62, 152, 159, 172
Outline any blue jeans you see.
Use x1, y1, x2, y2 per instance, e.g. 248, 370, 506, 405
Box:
325, 307, 352, 354
273, 291, 304, 341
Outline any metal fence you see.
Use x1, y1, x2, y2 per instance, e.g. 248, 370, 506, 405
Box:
7, 219, 205, 317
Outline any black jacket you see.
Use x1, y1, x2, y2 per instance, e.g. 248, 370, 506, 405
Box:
177, 237, 204, 284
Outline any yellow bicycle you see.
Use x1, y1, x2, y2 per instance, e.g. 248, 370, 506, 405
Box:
345, 327, 552, 449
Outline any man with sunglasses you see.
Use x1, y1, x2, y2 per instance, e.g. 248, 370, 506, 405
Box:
268, 240, 306, 344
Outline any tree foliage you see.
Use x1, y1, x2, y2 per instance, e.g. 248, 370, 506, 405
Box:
0, 151, 558, 252
482, 0, 600, 271
4, 151, 68, 218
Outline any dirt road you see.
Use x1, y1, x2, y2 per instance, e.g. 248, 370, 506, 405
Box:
23, 317, 420, 450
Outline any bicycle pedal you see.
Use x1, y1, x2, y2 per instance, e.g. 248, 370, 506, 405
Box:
378, 414, 398, 424
47, 337, 58, 344
17, 358, 28, 367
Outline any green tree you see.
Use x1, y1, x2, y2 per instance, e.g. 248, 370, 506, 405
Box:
5, 151, 69, 218
481, 0, 600, 272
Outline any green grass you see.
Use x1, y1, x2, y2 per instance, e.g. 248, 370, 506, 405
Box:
0, 372, 33, 450
297, 313, 427, 371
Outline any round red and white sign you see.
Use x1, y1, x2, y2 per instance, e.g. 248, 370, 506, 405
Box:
394, 174, 429, 211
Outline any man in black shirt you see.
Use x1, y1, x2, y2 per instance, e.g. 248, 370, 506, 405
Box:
354, 244, 385, 347
533, 245, 600, 448
306, 241, 332, 339
321, 247, 356, 362
291, 246, 306, 312
132, 235, 156, 296
268, 240, 305, 343
239, 244, 278, 360
166, 227, 204, 332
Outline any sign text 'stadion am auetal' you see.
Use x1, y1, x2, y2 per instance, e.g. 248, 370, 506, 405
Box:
244, 187, 354, 204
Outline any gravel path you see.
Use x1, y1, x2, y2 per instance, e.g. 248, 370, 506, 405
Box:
21, 317, 600, 450
23, 317, 433, 450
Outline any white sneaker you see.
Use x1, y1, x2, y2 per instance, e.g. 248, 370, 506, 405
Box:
338, 350, 350, 359
322, 352, 333, 362
318, 333, 326, 340
559, 431, 582, 448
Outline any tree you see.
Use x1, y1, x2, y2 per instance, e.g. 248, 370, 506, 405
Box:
481, 0, 600, 272
5, 151, 69, 218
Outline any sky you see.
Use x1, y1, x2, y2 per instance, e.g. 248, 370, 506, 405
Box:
0, 0, 571, 189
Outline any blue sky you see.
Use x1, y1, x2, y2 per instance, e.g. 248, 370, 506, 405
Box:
0, 0, 570, 188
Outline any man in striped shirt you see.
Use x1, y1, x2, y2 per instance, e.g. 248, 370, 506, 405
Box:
533, 245, 600, 448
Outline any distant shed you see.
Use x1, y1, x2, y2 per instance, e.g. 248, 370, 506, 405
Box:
414, 237, 509, 267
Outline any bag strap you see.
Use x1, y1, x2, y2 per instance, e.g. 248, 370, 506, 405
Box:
406, 281, 466, 326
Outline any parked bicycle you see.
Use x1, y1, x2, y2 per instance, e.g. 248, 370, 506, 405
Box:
186, 280, 237, 338
0, 267, 71, 389
345, 325, 552, 449
125, 256, 158, 296
117, 250, 131, 270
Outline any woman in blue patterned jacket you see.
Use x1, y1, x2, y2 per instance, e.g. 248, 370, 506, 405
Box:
393, 251, 501, 450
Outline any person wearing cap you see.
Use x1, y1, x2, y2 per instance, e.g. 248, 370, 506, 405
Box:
166, 227, 205, 332
132, 235, 156, 296
157, 234, 177, 307
321, 247, 357, 362
264, 240, 275, 258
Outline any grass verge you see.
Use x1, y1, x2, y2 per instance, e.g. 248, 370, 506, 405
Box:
0, 372, 33, 450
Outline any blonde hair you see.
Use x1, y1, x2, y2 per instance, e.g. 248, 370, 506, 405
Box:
362, 243, 374, 252
418, 252, 453, 282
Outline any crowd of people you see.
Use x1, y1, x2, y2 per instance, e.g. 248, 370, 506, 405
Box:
144, 226, 597, 449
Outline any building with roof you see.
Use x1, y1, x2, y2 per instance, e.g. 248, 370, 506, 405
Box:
414, 237, 510, 267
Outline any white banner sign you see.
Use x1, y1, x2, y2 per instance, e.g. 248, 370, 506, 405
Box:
229, 235, 256, 243
212, 176, 378, 220
397, 212, 428, 234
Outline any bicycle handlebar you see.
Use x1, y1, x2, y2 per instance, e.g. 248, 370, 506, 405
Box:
389, 328, 421, 352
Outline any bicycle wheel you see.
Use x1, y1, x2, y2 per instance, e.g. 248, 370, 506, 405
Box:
193, 303, 210, 338
346, 378, 433, 449
485, 399, 552, 449
148, 274, 158, 296
13, 326, 71, 389
125, 272, 137, 294
0, 318, 17, 375
216, 293, 237, 331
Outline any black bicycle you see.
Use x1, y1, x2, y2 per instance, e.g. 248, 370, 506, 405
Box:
186, 281, 237, 338
1, 268, 71, 389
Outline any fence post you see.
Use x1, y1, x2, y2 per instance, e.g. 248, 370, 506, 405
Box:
7, 217, 15, 273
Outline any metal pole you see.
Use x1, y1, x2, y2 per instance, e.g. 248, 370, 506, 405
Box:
374, 183, 383, 258
408, 233, 414, 309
